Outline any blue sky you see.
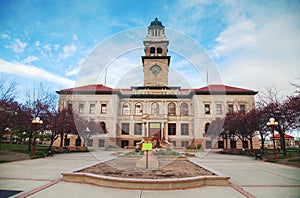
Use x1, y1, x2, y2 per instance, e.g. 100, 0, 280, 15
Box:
1, 0, 299, 100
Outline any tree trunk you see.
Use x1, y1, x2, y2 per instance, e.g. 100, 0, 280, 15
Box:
280, 133, 287, 156
59, 133, 64, 152
261, 137, 265, 154
249, 136, 253, 151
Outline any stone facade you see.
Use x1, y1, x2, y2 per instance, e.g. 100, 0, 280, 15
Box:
56, 18, 259, 150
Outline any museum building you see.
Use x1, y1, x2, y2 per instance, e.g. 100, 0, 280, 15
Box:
56, 18, 259, 150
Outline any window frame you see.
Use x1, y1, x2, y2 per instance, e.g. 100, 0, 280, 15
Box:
121, 123, 130, 135
168, 102, 176, 116
204, 104, 210, 115
180, 102, 188, 116
89, 104, 95, 114
79, 103, 84, 114
181, 123, 189, 136
168, 123, 176, 135
122, 103, 131, 115
135, 103, 143, 115
134, 123, 143, 135
100, 103, 107, 114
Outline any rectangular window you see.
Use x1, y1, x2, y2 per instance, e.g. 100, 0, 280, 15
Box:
240, 104, 245, 113
101, 103, 107, 114
228, 104, 234, 113
204, 104, 210, 114
98, 139, 105, 147
181, 141, 189, 148
75, 138, 81, 146
168, 123, 176, 135
121, 123, 130, 135
64, 138, 70, 146
89, 104, 95, 114
79, 104, 84, 113
216, 104, 222, 115
134, 123, 142, 135
181, 123, 189, 135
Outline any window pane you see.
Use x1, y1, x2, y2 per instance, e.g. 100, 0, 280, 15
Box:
181, 123, 189, 135
79, 104, 84, 113
134, 123, 142, 135
122, 103, 130, 115
90, 104, 95, 114
121, 123, 130, 135
168, 123, 176, 135
135, 103, 143, 115
180, 103, 188, 116
240, 104, 245, 112
228, 104, 234, 113
151, 102, 159, 114
101, 104, 107, 114
204, 104, 210, 114
168, 102, 176, 115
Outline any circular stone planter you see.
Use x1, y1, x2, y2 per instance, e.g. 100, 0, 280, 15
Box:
62, 159, 230, 190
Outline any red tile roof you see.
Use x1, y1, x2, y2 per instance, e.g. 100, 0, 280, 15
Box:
194, 84, 256, 93
59, 84, 113, 92
271, 134, 294, 139
57, 84, 257, 95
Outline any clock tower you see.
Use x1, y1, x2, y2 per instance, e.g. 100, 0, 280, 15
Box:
142, 18, 170, 87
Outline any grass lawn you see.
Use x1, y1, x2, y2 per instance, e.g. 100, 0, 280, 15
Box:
0, 143, 49, 162
262, 148, 300, 167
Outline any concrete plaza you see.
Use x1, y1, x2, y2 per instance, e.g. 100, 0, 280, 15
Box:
0, 149, 299, 198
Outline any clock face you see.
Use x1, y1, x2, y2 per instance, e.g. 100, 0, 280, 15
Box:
150, 64, 162, 75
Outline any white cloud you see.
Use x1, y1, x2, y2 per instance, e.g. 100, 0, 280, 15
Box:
6, 38, 27, 53
22, 56, 38, 64
43, 44, 51, 51
60, 44, 77, 59
65, 67, 80, 77
0, 59, 74, 87
212, 12, 300, 95
213, 19, 256, 58
53, 44, 59, 51
35, 41, 40, 46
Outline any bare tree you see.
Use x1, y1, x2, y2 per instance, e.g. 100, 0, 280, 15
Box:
24, 82, 58, 151
0, 75, 18, 101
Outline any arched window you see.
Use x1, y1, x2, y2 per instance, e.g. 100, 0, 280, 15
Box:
180, 103, 188, 116
135, 103, 143, 115
168, 102, 176, 115
99, 122, 107, 134
150, 47, 155, 54
122, 103, 130, 115
151, 102, 159, 114
204, 122, 210, 137
157, 47, 162, 54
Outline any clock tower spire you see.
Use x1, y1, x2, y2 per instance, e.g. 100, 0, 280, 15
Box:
142, 18, 170, 87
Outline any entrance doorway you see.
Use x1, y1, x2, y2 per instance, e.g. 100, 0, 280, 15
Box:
149, 122, 161, 140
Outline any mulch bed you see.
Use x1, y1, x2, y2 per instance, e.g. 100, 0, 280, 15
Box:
78, 157, 215, 179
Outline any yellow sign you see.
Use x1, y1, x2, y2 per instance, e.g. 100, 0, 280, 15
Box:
142, 143, 152, 151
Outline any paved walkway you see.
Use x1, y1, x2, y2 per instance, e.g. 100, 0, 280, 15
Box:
0, 149, 299, 198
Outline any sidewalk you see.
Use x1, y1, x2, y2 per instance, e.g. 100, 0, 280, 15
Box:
0, 149, 299, 198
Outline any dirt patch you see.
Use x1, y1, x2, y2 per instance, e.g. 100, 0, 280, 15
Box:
78, 157, 214, 179
0, 151, 30, 162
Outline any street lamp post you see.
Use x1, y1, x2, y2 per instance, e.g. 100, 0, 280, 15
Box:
32, 117, 43, 157
267, 118, 279, 160
22, 132, 26, 143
